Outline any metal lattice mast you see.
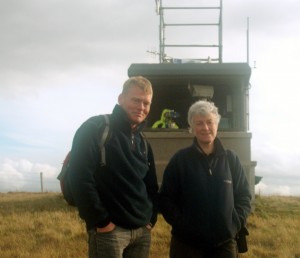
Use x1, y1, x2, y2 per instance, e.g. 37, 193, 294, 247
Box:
156, 0, 223, 63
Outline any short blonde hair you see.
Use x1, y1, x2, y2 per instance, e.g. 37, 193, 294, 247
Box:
122, 76, 153, 95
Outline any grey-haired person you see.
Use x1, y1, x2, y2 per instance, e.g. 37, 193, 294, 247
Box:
159, 100, 251, 258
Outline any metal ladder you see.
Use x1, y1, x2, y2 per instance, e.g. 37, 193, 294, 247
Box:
155, 0, 223, 63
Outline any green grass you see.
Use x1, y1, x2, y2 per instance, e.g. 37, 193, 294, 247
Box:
0, 193, 300, 258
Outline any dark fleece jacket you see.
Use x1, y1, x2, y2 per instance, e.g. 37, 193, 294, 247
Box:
159, 137, 251, 247
68, 105, 158, 230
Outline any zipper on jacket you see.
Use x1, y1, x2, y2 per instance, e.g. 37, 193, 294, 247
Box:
208, 156, 218, 176
131, 133, 135, 150
206, 157, 216, 176
207, 157, 213, 176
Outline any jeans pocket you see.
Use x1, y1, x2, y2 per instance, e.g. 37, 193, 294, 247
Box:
96, 223, 117, 234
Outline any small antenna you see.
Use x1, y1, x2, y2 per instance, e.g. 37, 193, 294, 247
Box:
155, 0, 160, 15
147, 48, 159, 62
247, 17, 249, 65
147, 49, 159, 57
247, 17, 257, 69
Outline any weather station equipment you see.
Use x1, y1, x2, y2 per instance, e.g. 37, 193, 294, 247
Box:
128, 0, 257, 205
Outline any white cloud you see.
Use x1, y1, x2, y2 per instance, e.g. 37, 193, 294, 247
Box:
0, 158, 59, 192
0, 159, 25, 191
255, 182, 300, 197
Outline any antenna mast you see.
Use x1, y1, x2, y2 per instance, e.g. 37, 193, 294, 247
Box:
156, 0, 223, 63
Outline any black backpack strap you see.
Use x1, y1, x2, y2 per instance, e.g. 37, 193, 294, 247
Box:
97, 115, 147, 167
99, 114, 110, 166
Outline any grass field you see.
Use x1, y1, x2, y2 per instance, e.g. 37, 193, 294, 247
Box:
0, 192, 300, 258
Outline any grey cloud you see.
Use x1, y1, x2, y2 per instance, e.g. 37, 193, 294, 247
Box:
0, 1, 156, 71
0, 0, 157, 98
224, 0, 300, 37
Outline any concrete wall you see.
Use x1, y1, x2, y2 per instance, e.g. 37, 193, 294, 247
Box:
144, 130, 256, 203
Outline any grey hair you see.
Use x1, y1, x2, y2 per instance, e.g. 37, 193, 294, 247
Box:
187, 100, 221, 127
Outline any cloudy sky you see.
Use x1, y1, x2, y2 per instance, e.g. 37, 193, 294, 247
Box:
1, 0, 300, 196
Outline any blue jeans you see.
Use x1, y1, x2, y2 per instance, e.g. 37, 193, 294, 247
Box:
88, 226, 151, 258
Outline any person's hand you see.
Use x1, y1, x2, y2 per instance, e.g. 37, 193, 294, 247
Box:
96, 222, 115, 233
146, 224, 152, 230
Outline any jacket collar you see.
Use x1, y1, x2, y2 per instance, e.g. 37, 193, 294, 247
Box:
193, 137, 226, 157
111, 104, 147, 134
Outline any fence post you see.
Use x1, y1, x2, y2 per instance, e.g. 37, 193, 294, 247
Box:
40, 172, 44, 193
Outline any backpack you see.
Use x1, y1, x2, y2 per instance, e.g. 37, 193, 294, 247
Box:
57, 114, 111, 206
57, 114, 149, 206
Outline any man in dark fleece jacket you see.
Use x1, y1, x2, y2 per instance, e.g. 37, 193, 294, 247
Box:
159, 100, 251, 258
68, 76, 158, 258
